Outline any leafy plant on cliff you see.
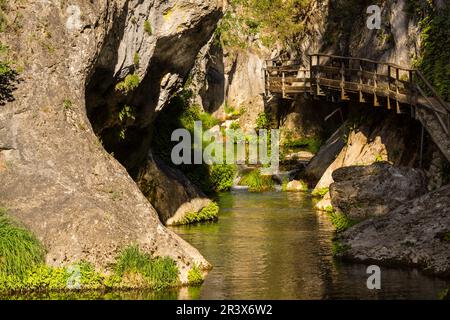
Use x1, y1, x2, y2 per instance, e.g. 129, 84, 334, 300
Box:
0, 44, 18, 105
0, 208, 46, 279
413, 6, 450, 100
144, 20, 152, 36
115, 74, 140, 93
215, 0, 311, 49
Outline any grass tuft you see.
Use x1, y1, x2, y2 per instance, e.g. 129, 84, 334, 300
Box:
312, 187, 329, 198
239, 169, 274, 192
187, 264, 204, 286
0, 208, 45, 278
178, 202, 219, 226
114, 246, 179, 290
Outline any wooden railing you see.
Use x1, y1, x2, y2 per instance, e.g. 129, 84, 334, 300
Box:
264, 53, 450, 136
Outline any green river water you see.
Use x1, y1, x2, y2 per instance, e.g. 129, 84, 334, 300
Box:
6, 191, 448, 300
170, 191, 448, 300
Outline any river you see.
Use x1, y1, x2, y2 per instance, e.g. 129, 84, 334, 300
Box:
170, 191, 448, 300
5, 191, 447, 300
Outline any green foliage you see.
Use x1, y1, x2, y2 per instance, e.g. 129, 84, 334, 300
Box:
115, 74, 140, 93
255, 112, 271, 130
187, 264, 204, 286
117, 105, 135, 140
144, 20, 152, 36
239, 169, 274, 192
215, 0, 311, 49
113, 246, 179, 290
63, 99, 72, 110
118, 105, 135, 123
281, 178, 288, 192
413, 6, 450, 100
0, 209, 46, 279
180, 104, 219, 132
332, 240, 351, 256
284, 136, 322, 154
0, 43, 18, 105
178, 202, 219, 226
374, 154, 383, 162
443, 232, 450, 242
312, 187, 329, 198
210, 164, 237, 192
325, 207, 357, 233
133, 52, 140, 69
229, 121, 241, 131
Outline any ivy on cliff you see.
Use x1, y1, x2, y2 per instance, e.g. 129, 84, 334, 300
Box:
414, 6, 450, 100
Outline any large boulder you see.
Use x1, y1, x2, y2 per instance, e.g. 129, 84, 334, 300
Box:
312, 115, 421, 193
0, 0, 222, 282
137, 152, 213, 226
330, 162, 427, 219
337, 184, 450, 277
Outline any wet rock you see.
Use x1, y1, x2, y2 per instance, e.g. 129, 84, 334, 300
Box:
286, 180, 308, 192
330, 162, 427, 219
337, 184, 450, 277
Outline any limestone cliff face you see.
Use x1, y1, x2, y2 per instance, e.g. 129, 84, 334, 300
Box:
0, 0, 222, 282
189, 35, 269, 131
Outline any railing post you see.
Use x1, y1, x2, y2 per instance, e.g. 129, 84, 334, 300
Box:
373, 62, 380, 107
309, 55, 314, 95
358, 59, 365, 103
386, 65, 391, 109
395, 67, 401, 113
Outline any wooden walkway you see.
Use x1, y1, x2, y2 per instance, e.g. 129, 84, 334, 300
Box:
265, 53, 450, 162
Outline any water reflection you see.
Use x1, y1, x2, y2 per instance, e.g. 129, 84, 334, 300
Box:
5, 192, 448, 300
171, 191, 449, 300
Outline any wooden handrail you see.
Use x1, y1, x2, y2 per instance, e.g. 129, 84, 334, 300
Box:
415, 70, 450, 112
309, 53, 416, 72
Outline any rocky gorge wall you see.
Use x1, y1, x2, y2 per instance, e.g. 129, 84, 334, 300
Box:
0, 0, 223, 282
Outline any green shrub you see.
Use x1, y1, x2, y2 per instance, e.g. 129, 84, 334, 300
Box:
255, 112, 271, 130
114, 246, 179, 290
63, 99, 72, 110
115, 74, 140, 93
178, 202, 219, 225
133, 52, 140, 69
281, 178, 288, 192
180, 105, 219, 132
325, 207, 357, 233
312, 187, 329, 198
229, 121, 241, 130
210, 164, 237, 192
332, 240, 351, 256
187, 264, 204, 286
0, 209, 46, 278
284, 137, 322, 154
239, 169, 274, 192
144, 20, 152, 35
